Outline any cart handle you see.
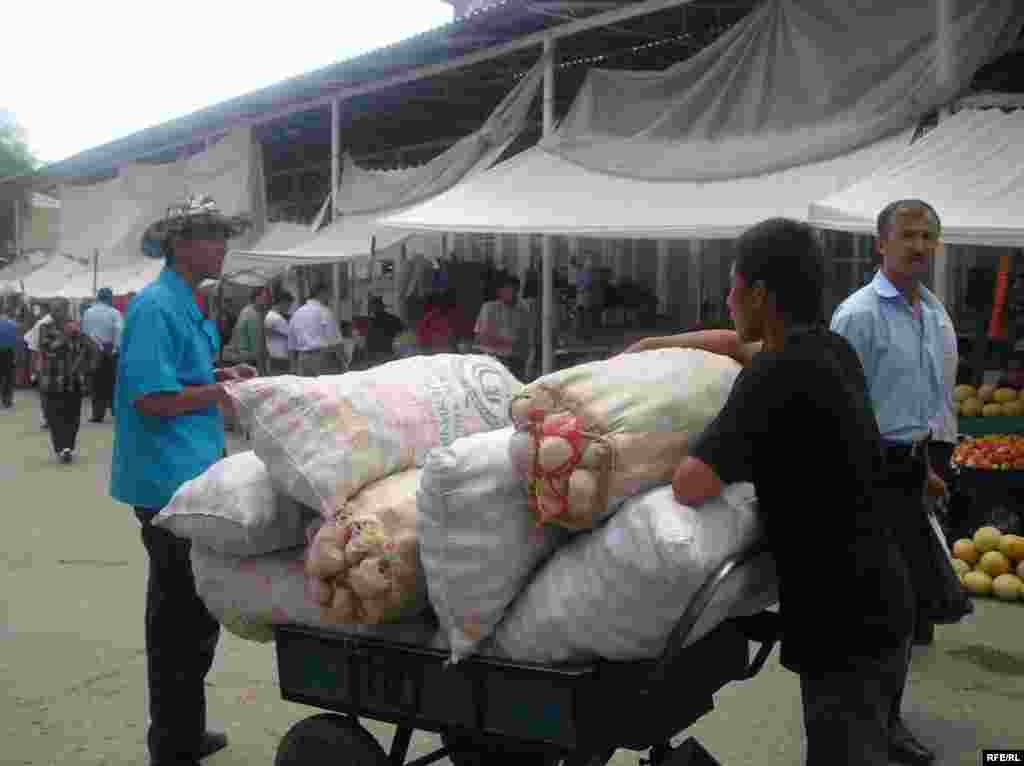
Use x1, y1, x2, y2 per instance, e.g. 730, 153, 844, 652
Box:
644, 539, 779, 688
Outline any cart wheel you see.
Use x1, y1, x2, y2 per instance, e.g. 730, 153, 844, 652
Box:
442, 731, 561, 766
275, 713, 389, 766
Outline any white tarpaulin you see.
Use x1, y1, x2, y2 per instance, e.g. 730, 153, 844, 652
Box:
811, 108, 1024, 247
219, 222, 317, 285
21, 128, 264, 298
221, 52, 548, 284
380, 127, 914, 239
542, 0, 1024, 182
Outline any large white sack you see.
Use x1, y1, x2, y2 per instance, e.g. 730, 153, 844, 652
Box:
418, 427, 569, 663
508, 349, 741, 530
153, 451, 318, 556
191, 541, 446, 647
491, 484, 778, 663
225, 354, 521, 517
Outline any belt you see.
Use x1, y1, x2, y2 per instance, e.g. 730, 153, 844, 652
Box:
882, 433, 932, 463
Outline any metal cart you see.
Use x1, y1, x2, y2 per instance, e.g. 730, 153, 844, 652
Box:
272, 544, 780, 766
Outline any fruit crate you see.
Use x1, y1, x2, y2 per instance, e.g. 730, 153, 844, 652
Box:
958, 416, 1024, 437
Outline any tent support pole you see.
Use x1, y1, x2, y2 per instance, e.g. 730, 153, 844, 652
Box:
541, 36, 556, 376
12, 198, 22, 262
331, 97, 343, 322
93, 250, 99, 297
656, 240, 670, 319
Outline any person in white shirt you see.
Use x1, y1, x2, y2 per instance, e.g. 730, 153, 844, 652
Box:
24, 307, 55, 428
81, 287, 124, 423
264, 290, 294, 375
288, 282, 345, 377
475, 274, 531, 380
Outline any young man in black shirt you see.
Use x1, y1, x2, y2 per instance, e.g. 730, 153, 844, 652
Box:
670, 219, 916, 766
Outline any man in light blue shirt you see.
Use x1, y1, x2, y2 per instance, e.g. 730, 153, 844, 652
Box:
111, 196, 255, 766
831, 199, 956, 766
81, 286, 123, 423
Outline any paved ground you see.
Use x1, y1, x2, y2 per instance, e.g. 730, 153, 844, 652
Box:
2, 388, 1022, 766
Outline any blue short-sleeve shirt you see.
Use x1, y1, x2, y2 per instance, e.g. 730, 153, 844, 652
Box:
110, 267, 224, 510
830, 270, 945, 445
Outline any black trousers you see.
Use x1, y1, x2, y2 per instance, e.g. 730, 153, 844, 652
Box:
876, 454, 927, 726
91, 352, 117, 420
800, 641, 911, 766
41, 390, 84, 452
135, 508, 221, 763
0, 348, 14, 406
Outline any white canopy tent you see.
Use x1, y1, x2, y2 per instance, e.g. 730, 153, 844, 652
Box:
379, 126, 916, 238
810, 108, 1024, 247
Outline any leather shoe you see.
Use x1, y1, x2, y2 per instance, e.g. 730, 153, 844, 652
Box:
197, 730, 228, 760
889, 721, 935, 765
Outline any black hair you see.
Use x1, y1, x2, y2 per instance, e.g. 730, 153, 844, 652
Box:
733, 218, 825, 326
275, 290, 294, 306
497, 274, 520, 289
876, 199, 941, 241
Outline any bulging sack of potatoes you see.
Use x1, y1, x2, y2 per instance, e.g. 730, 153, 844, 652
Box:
509, 349, 741, 530
306, 469, 427, 625
224, 354, 521, 518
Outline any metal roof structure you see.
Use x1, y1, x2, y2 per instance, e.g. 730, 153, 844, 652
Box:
12, 2, 755, 186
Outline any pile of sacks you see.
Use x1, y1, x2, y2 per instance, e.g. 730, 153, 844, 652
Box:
154, 349, 778, 663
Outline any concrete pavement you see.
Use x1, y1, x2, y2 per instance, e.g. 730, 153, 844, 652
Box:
1, 388, 1021, 766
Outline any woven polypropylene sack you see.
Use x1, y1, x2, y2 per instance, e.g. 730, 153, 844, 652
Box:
226, 354, 521, 517
417, 427, 568, 663
153, 451, 318, 557
491, 484, 778, 663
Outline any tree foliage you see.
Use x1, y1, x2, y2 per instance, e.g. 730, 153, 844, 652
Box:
0, 110, 40, 179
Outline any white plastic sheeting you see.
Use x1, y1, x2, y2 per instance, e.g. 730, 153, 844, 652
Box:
21, 128, 263, 298
380, 127, 915, 239
334, 50, 549, 217
542, 0, 1024, 182
810, 109, 1024, 247
221, 53, 548, 284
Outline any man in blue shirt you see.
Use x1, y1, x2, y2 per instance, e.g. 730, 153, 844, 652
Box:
831, 199, 955, 766
0, 305, 19, 408
111, 195, 254, 766
81, 286, 123, 423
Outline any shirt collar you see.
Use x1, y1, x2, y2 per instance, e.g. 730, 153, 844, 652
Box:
872, 269, 902, 299
159, 266, 202, 323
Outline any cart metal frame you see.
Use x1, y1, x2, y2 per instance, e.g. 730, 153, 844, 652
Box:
273, 543, 780, 766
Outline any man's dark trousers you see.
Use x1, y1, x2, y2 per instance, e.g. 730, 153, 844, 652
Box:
0, 347, 14, 406
800, 640, 911, 766
876, 452, 928, 727
135, 508, 220, 763
42, 390, 84, 453
91, 349, 117, 421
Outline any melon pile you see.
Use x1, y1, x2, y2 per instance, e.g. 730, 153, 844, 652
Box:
951, 527, 1024, 602
955, 384, 1024, 417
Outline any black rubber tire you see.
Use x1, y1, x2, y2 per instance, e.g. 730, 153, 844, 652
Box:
442, 731, 562, 766
275, 713, 390, 766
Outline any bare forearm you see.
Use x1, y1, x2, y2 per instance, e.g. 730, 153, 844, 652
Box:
631, 330, 761, 365
134, 384, 227, 418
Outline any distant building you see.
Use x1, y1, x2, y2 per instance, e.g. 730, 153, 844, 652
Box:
1, 193, 60, 263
